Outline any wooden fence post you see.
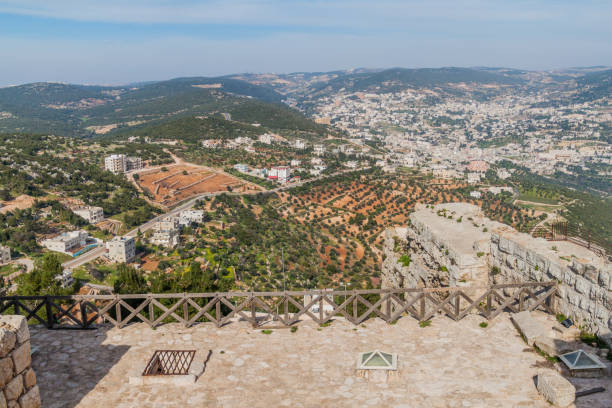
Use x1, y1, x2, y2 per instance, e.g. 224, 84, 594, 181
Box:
45, 296, 53, 329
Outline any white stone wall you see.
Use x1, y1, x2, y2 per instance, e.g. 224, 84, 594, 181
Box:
490, 232, 612, 338
0, 315, 40, 408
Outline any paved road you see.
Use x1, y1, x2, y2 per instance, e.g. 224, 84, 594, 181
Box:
62, 246, 106, 270
62, 167, 370, 269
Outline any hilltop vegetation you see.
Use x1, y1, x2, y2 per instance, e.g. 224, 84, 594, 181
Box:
0, 77, 325, 137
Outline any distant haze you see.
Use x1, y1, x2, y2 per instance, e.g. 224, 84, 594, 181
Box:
0, 0, 611, 86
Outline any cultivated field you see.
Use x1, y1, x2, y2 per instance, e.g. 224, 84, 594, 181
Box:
136, 164, 261, 206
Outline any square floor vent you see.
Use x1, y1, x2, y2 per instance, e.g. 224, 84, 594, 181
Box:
143, 350, 196, 376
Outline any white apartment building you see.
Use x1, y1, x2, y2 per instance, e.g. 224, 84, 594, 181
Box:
294, 139, 306, 150
73, 206, 104, 224
178, 210, 204, 227
268, 166, 291, 182
290, 159, 301, 167
126, 157, 143, 171
104, 154, 126, 174
313, 144, 326, 155
0, 245, 10, 265
41, 230, 89, 254
106, 236, 136, 263
104, 154, 143, 174
150, 217, 180, 248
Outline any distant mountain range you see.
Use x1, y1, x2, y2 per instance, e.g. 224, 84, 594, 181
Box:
0, 66, 610, 137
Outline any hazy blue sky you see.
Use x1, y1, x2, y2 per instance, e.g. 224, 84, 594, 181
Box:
0, 0, 611, 86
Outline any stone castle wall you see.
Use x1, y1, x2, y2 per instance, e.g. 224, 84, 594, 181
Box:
0, 316, 41, 408
381, 203, 611, 340
489, 232, 612, 337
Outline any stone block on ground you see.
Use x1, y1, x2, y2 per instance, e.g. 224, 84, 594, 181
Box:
534, 336, 573, 357
511, 311, 547, 346
536, 371, 575, 407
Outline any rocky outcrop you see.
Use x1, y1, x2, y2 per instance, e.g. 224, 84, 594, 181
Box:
0, 316, 40, 408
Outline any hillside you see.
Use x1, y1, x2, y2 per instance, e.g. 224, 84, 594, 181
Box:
122, 116, 265, 144
308, 67, 523, 94
573, 68, 612, 102
0, 77, 324, 137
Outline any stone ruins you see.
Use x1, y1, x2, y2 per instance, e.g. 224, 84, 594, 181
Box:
382, 203, 612, 341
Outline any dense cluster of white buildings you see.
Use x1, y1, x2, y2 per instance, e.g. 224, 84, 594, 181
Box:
311, 87, 612, 181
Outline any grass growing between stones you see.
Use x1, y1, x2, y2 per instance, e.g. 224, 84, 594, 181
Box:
261, 329, 273, 335
419, 320, 431, 328
290, 326, 298, 333
579, 331, 607, 348
479, 322, 488, 328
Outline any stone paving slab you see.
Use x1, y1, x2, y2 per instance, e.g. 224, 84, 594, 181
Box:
27, 314, 607, 408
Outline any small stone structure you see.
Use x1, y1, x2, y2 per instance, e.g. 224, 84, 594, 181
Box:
536, 371, 575, 407
382, 202, 611, 340
0, 315, 41, 408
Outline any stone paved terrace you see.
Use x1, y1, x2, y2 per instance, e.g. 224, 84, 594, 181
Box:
30, 313, 611, 408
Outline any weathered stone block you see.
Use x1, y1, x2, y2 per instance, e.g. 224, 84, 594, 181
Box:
536, 371, 575, 407
574, 277, 589, 295
3, 374, 23, 401
22, 368, 36, 389
534, 336, 572, 357
547, 263, 563, 280
583, 264, 598, 284
0, 316, 29, 344
511, 311, 547, 346
499, 237, 511, 253
0, 357, 14, 388
18, 385, 40, 408
0, 392, 6, 408
11, 341, 31, 375
0, 330, 16, 359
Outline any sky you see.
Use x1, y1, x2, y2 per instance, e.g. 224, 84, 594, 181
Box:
0, 0, 611, 86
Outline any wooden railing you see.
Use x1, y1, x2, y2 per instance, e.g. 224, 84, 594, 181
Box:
0, 282, 557, 330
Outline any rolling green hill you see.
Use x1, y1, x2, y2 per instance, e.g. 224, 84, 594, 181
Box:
121, 116, 265, 144
310, 67, 523, 94
0, 77, 324, 137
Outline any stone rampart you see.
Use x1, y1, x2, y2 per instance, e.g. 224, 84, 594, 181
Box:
490, 231, 611, 338
382, 202, 611, 340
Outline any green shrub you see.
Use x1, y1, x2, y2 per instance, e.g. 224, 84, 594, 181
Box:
290, 326, 298, 333
491, 266, 500, 275
555, 314, 567, 323
261, 329, 273, 335
479, 322, 488, 328
399, 254, 411, 267
419, 320, 431, 328
476, 252, 484, 257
